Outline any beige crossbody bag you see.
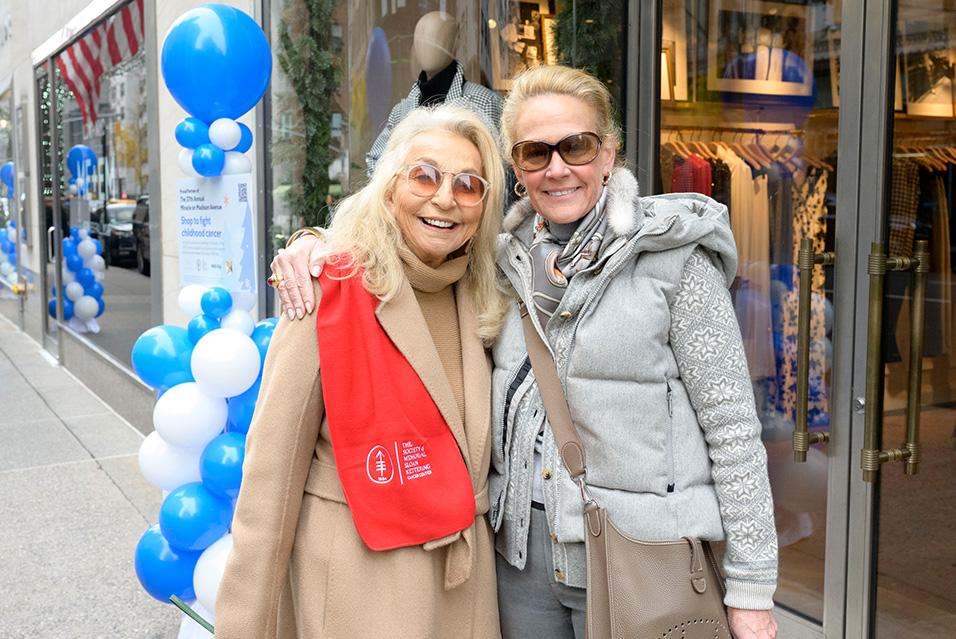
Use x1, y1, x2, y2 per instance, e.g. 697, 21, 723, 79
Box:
519, 303, 731, 639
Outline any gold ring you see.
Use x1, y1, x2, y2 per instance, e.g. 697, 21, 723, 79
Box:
269, 273, 285, 288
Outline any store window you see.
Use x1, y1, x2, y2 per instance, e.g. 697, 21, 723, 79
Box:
657, 0, 839, 621
40, 0, 151, 368
0, 83, 15, 317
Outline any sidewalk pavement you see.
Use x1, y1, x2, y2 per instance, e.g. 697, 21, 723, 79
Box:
0, 315, 180, 637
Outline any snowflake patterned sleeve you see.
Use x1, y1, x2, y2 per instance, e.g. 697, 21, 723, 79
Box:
669, 247, 779, 610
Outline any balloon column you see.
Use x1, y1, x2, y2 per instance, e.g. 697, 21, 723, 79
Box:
162, 4, 271, 179
48, 227, 107, 332
0, 220, 17, 292
66, 144, 97, 196
132, 285, 277, 636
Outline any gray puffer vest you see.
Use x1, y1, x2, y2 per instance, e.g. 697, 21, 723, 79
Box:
490, 168, 740, 587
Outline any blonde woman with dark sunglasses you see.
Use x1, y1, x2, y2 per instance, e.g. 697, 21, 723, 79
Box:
276, 65, 778, 639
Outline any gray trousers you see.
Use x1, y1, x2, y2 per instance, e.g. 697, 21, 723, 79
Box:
496, 506, 587, 639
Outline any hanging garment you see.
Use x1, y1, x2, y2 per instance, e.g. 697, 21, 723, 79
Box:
671, 154, 698, 193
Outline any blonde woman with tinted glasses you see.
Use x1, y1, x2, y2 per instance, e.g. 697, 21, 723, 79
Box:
277, 65, 778, 639
214, 104, 506, 639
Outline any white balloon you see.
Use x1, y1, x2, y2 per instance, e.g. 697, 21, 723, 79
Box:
191, 329, 261, 398
65, 281, 85, 302
93, 270, 104, 282
69, 184, 78, 195
78, 228, 89, 239
153, 382, 228, 448
230, 289, 256, 312
178, 284, 209, 318
6, 227, 15, 242
137, 431, 202, 490
208, 118, 241, 151
77, 239, 96, 259
89, 254, 106, 271
73, 295, 98, 320
61, 268, 75, 284
221, 151, 251, 175
178, 148, 200, 177
0, 262, 12, 277
193, 533, 233, 617
219, 309, 255, 335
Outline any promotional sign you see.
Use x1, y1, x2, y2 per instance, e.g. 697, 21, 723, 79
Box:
176, 175, 257, 297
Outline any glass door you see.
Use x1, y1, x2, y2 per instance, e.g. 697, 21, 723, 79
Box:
656, 1, 846, 635
857, 1, 956, 636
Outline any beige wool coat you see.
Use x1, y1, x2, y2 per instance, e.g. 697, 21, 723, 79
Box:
215, 277, 500, 638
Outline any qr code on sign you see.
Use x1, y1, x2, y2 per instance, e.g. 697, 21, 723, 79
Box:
238, 183, 248, 203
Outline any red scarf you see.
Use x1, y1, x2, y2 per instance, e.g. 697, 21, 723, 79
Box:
316, 265, 476, 551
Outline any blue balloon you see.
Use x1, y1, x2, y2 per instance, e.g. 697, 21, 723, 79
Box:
235, 123, 253, 153
227, 376, 260, 434
201, 287, 233, 319
188, 313, 220, 344
96, 297, 105, 318
0, 238, 12, 255
65, 253, 83, 273
0, 161, 14, 191
200, 432, 246, 500
70, 227, 80, 241
134, 524, 201, 603
250, 320, 276, 363
48, 297, 75, 321
191, 143, 225, 177
76, 267, 95, 290
66, 145, 97, 178
91, 238, 103, 255
130, 325, 194, 391
62, 237, 77, 255
175, 117, 210, 149
84, 280, 104, 299
161, 5, 272, 123
159, 482, 233, 552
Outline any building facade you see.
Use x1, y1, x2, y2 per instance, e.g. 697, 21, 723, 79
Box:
0, 1, 952, 636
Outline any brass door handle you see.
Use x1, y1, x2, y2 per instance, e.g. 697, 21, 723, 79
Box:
793, 237, 834, 462
861, 240, 928, 482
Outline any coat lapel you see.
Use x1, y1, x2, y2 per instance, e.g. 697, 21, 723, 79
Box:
375, 278, 470, 466
456, 282, 491, 484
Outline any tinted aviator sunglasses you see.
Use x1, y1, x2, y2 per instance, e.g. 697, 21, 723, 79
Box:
510, 131, 603, 172
402, 163, 489, 206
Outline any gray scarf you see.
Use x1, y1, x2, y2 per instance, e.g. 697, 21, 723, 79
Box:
529, 188, 610, 327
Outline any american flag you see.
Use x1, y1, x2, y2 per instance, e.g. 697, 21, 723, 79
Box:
55, 0, 144, 131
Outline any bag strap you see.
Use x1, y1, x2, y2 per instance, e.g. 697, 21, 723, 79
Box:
519, 302, 592, 499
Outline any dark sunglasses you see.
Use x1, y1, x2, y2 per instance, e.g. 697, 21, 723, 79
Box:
402, 163, 489, 207
510, 132, 603, 172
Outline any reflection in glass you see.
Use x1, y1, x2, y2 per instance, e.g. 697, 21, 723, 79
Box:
877, 2, 956, 636
659, 0, 840, 623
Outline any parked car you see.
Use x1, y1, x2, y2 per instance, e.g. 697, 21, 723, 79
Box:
90, 199, 137, 267
132, 194, 150, 275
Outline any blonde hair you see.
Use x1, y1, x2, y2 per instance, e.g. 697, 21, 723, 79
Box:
324, 104, 507, 343
500, 65, 622, 158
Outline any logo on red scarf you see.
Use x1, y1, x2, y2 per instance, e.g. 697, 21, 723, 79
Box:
366, 445, 395, 484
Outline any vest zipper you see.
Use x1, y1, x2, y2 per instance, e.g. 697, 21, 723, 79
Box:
503, 356, 532, 458
665, 379, 675, 494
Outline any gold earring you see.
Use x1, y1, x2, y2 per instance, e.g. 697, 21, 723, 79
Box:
602, 174, 610, 186
514, 181, 527, 198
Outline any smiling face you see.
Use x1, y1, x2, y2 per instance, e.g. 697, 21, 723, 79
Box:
512, 94, 617, 225
387, 130, 485, 268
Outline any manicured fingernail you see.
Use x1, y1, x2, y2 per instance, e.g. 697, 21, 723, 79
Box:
311, 266, 320, 277
296, 308, 304, 319
305, 302, 313, 314
286, 309, 295, 320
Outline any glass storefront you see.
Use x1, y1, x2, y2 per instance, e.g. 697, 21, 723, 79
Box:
36, 0, 152, 368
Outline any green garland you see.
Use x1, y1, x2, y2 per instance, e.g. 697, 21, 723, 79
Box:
276, 0, 340, 229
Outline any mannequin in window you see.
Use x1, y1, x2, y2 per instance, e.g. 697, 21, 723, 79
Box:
365, 11, 503, 175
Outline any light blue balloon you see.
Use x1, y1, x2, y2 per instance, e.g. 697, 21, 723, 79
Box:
227, 376, 260, 434
191, 143, 225, 177
200, 287, 233, 319
234, 123, 253, 153
159, 482, 233, 552
134, 524, 201, 603
160, 5, 272, 122
130, 325, 194, 391
174, 117, 210, 149
187, 313, 220, 344
200, 432, 246, 500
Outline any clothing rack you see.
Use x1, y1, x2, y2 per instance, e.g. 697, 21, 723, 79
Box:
661, 124, 803, 135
